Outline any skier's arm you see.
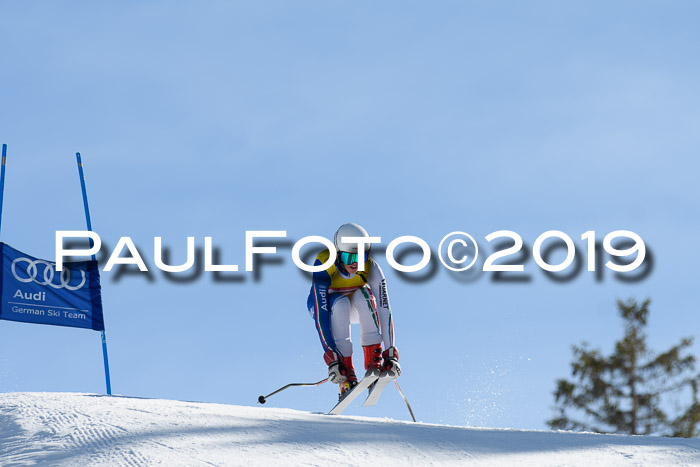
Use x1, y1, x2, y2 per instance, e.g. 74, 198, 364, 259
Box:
307, 265, 338, 353
368, 260, 395, 349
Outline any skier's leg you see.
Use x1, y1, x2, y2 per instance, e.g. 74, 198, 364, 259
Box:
350, 286, 383, 370
330, 295, 352, 357
351, 286, 382, 346
330, 295, 357, 392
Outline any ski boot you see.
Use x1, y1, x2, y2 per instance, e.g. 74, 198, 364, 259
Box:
337, 356, 358, 401
363, 344, 383, 392
363, 344, 383, 371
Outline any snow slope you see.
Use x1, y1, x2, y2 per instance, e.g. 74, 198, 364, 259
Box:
1, 393, 699, 466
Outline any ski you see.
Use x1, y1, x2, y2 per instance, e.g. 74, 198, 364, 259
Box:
362, 369, 396, 407
328, 368, 380, 415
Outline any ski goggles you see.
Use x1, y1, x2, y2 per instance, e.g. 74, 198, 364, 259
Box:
338, 251, 369, 265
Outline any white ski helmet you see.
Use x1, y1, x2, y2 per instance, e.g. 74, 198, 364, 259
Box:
334, 222, 370, 253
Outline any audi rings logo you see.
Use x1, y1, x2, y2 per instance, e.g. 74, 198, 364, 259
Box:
11, 257, 86, 291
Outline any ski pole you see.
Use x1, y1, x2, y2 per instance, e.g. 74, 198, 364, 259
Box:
394, 379, 417, 422
258, 378, 328, 404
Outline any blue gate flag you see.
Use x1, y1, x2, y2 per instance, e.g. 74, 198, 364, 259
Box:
0, 242, 104, 331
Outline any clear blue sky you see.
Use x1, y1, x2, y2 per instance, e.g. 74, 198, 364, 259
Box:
1, 1, 699, 429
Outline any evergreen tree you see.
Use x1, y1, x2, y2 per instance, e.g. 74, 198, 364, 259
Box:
548, 298, 700, 437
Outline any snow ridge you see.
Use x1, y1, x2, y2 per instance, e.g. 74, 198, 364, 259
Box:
1, 392, 699, 466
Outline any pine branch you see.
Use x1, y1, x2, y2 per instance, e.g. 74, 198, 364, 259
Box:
547, 298, 700, 437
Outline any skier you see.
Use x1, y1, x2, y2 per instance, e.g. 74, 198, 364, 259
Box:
307, 223, 400, 400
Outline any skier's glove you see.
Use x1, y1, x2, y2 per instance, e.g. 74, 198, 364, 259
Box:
324, 350, 348, 384
382, 346, 401, 376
